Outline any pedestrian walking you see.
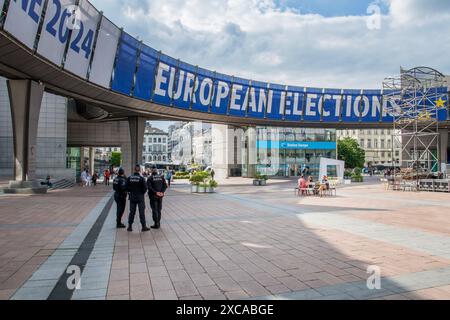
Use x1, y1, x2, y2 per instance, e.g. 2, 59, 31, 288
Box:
80, 168, 88, 187
147, 165, 167, 229
113, 168, 127, 228
126, 164, 149, 232
210, 169, 215, 180
92, 171, 99, 186
165, 169, 172, 187
104, 169, 111, 186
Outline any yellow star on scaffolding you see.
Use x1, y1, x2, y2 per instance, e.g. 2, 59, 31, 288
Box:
436, 97, 446, 108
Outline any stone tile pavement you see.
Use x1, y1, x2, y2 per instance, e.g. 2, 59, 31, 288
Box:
0, 185, 111, 299
2, 178, 450, 300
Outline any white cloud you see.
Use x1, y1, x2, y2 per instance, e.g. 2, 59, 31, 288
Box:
90, 0, 450, 89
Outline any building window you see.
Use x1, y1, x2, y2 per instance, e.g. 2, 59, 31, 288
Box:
360, 139, 364, 147
374, 139, 378, 148
367, 139, 371, 148
381, 139, 385, 148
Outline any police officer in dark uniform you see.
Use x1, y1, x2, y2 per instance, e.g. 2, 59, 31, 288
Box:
147, 165, 167, 229
112, 167, 127, 228
126, 164, 150, 232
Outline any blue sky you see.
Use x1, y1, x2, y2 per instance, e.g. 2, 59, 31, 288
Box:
275, 0, 388, 16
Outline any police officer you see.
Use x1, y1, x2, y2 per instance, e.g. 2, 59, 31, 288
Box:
147, 165, 167, 229
112, 168, 127, 228
126, 164, 150, 232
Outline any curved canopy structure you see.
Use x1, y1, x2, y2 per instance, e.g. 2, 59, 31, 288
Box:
0, 0, 448, 128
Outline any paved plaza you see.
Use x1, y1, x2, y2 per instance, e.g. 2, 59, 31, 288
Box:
1, 178, 450, 300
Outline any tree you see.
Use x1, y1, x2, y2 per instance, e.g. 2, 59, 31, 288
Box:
110, 151, 122, 167
337, 137, 365, 169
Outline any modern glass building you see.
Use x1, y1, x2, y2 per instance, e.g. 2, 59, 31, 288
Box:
253, 127, 337, 178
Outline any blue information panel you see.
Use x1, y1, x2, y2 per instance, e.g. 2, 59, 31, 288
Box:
257, 141, 337, 150
133, 44, 158, 101
111, 33, 139, 95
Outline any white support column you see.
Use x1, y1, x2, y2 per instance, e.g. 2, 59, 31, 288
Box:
89, 147, 95, 174
7, 79, 44, 181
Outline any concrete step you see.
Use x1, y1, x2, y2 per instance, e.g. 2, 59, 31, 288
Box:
49, 178, 76, 190
1, 187, 47, 194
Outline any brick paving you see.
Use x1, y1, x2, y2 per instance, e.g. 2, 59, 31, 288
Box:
0, 185, 110, 299
2, 177, 450, 300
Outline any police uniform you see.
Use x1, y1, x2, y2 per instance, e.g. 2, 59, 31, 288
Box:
112, 173, 127, 227
126, 172, 148, 231
147, 172, 167, 228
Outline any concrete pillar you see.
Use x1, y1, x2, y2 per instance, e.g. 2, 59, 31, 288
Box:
127, 116, 145, 173
89, 147, 95, 174
247, 127, 257, 178
211, 124, 229, 179
7, 79, 44, 181
439, 128, 449, 170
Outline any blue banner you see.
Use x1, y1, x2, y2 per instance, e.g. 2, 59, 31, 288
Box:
284, 86, 305, 122
247, 80, 268, 119
109, 48, 449, 124
266, 83, 285, 120
192, 67, 215, 113
321, 88, 342, 123
133, 44, 158, 101
111, 33, 139, 95
211, 72, 231, 115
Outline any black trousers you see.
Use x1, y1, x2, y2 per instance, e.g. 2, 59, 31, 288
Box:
128, 198, 146, 226
114, 194, 126, 225
149, 196, 163, 224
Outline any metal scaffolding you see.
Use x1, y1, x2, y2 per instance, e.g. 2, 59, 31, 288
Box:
382, 67, 447, 180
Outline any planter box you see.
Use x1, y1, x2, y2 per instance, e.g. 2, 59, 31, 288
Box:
253, 179, 267, 186
198, 186, 206, 193
191, 185, 199, 193
344, 179, 351, 185
205, 187, 215, 193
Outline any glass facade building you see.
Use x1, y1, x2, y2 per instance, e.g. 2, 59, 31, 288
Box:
253, 127, 337, 178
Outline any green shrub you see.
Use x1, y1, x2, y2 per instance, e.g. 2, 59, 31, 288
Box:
189, 171, 210, 185
209, 180, 218, 188
255, 172, 268, 180
173, 175, 189, 180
